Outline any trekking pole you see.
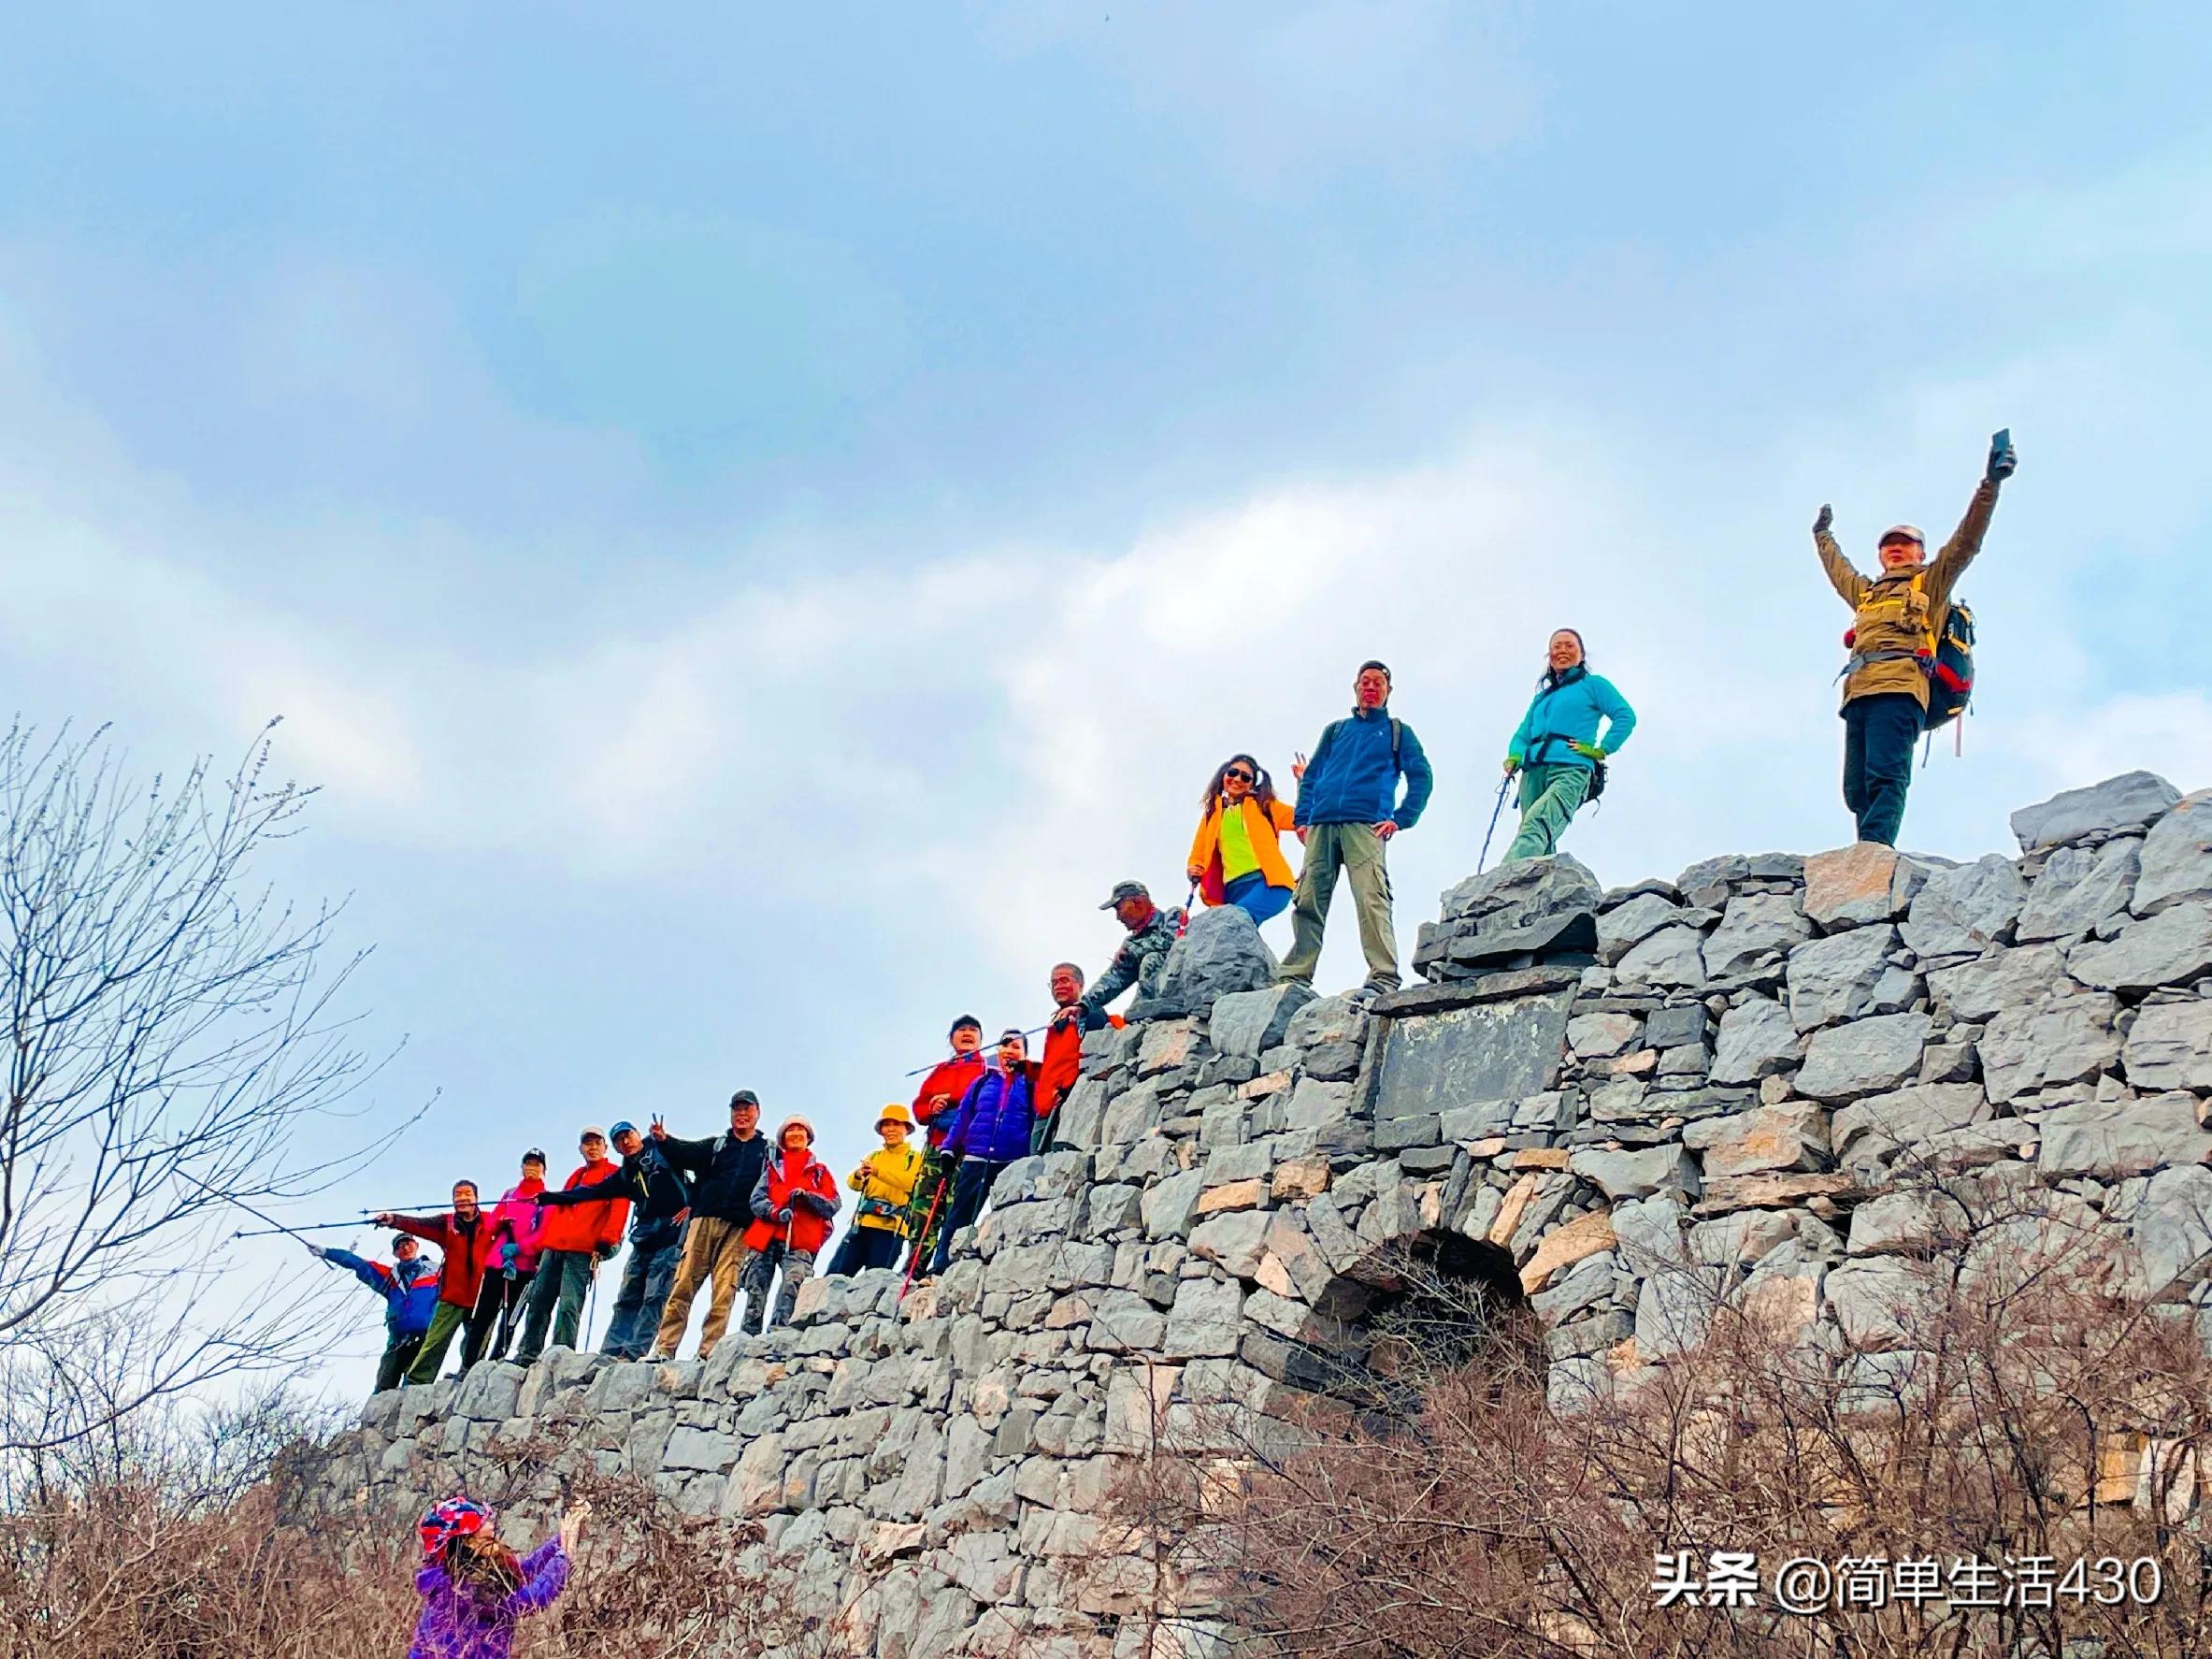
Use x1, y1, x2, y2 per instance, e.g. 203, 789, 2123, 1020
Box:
1176, 881, 1198, 937
1476, 774, 1513, 874
899, 1022, 1052, 1078
231, 1219, 375, 1238
898, 1178, 951, 1303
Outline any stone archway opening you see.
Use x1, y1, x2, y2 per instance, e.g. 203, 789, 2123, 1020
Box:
1310, 1229, 1539, 1421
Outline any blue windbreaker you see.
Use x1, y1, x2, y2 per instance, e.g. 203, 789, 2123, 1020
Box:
1293, 706, 1434, 829
324, 1248, 441, 1336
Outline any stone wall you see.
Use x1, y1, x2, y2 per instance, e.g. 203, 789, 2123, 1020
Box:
293, 772, 2212, 1657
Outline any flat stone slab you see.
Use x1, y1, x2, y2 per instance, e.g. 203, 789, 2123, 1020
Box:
1372, 989, 1575, 1121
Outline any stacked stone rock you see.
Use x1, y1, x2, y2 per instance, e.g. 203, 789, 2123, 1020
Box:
295, 772, 2212, 1659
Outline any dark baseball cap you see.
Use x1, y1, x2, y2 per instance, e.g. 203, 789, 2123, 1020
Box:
728, 1089, 760, 1110
521, 1147, 547, 1165
1100, 880, 1150, 909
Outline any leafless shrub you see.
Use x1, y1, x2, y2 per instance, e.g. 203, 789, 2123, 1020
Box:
0, 718, 416, 1467
1101, 1170, 2212, 1659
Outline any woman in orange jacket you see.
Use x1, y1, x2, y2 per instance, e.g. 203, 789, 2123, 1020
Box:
1186, 754, 1300, 928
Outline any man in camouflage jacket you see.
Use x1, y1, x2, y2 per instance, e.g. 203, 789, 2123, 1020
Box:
1078, 880, 1185, 1020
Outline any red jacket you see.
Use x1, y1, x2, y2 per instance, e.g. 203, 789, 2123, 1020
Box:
1031, 1011, 1124, 1122
912, 1055, 986, 1149
391, 1209, 498, 1310
743, 1147, 840, 1256
535, 1159, 630, 1256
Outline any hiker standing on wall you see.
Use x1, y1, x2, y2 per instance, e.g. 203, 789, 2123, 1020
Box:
378, 1182, 498, 1386
536, 1120, 691, 1361
1500, 630, 1637, 863
1186, 755, 1301, 928
826, 1104, 924, 1276
471, 1151, 549, 1366
1815, 431, 2015, 846
309, 1232, 440, 1394
647, 1090, 770, 1362
742, 1117, 840, 1331
1075, 882, 1185, 1021
903, 1017, 987, 1274
929, 1031, 1038, 1277
1277, 660, 1433, 998
1032, 961, 1115, 1155
510, 1128, 629, 1365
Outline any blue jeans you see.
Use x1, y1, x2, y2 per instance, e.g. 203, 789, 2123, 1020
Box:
601, 1236, 682, 1359
1223, 871, 1292, 926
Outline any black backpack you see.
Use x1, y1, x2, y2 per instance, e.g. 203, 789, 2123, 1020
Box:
1923, 598, 1976, 732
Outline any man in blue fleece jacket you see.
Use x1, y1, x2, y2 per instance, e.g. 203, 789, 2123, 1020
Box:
1279, 659, 1434, 996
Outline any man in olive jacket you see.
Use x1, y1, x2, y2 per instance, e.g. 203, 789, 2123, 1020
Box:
1813, 430, 2015, 846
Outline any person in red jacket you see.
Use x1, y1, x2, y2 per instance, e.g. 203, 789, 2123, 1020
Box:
378, 1181, 497, 1386
740, 1117, 840, 1333
904, 1016, 986, 1274
510, 1128, 630, 1365
1031, 962, 1120, 1155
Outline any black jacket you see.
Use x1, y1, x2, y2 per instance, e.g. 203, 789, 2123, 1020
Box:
657, 1129, 770, 1225
540, 1143, 691, 1248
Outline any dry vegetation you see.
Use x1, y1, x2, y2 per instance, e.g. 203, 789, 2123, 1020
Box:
1101, 1176, 2212, 1659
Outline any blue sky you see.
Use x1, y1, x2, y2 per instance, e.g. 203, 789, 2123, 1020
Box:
5, 4, 2209, 1394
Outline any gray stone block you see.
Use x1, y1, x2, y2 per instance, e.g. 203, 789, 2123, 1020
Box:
1372, 989, 1574, 1120
2010, 770, 2181, 852
2134, 792, 2212, 916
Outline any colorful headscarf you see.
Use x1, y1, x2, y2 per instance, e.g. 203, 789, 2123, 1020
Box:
419, 1496, 490, 1560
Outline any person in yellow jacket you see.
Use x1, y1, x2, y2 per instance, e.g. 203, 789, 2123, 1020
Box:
1185, 754, 1300, 928
826, 1104, 924, 1276
1813, 430, 2016, 846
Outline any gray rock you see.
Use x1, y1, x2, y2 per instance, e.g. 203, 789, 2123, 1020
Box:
2134, 792, 2212, 916
1825, 1259, 1931, 1349
1702, 893, 1813, 981
1710, 996, 1803, 1085
1140, 906, 1274, 1019
1440, 853, 1602, 926
2124, 1000, 2212, 1091
2037, 1092, 2212, 1180
1567, 1011, 1640, 1059
1925, 944, 2068, 1021
1847, 1190, 1967, 1256
1786, 925, 1914, 1031
2010, 771, 2181, 852
1530, 1251, 1616, 1322
1688, 1210, 1798, 1266
1446, 908, 1599, 971
1794, 1012, 1932, 1101
1682, 1102, 1830, 1176
2114, 1163, 2212, 1297
1187, 1210, 1272, 1279
1644, 1003, 1710, 1052
1372, 989, 1574, 1122
2069, 903, 2212, 992
1901, 856, 2028, 959
1802, 843, 1942, 929
1616, 925, 1708, 988
1598, 893, 1703, 966
1569, 1144, 1699, 1201
1633, 1264, 1722, 1358
1162, 1277, 1244, 1359
1141, 1170, 1204, 1240
1980, 989, 2121, 1104
1831, 1082, 1989, 1162
1209, 983, 1316, 1060
2017, 837, 2141, 942
1285, 992, 1369, 1051
1610, 1193, 1689, 1270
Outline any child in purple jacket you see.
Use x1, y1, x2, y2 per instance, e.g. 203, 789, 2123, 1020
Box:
408, 1495, 588, 1659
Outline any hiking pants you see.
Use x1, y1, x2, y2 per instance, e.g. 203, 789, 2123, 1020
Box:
374, 1329, 424, 1394
1222, 871, 1292, 927
904, 1149, 956, 1274
601, 1235, 682, 1360
1277, 822, 1400, 991
1843, 692, 1921, 847
740, 1244, 819, 1332
652, 1217, 754, 1360
464, 1268, 534, 1366
407, 1301, 475, 1385
829, 1226, 904, 1275
931, 1157, 1012, 1277
511, 1249, 596, 1364
1504, 762, 1592, 863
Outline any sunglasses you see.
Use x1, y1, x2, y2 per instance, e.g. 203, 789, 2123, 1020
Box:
1224, 769, 1255, 784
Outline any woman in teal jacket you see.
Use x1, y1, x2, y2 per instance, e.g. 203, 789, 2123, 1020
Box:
1501, 629, 1636, 862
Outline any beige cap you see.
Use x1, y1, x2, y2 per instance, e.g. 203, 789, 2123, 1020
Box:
1877, 524, 1925, 547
